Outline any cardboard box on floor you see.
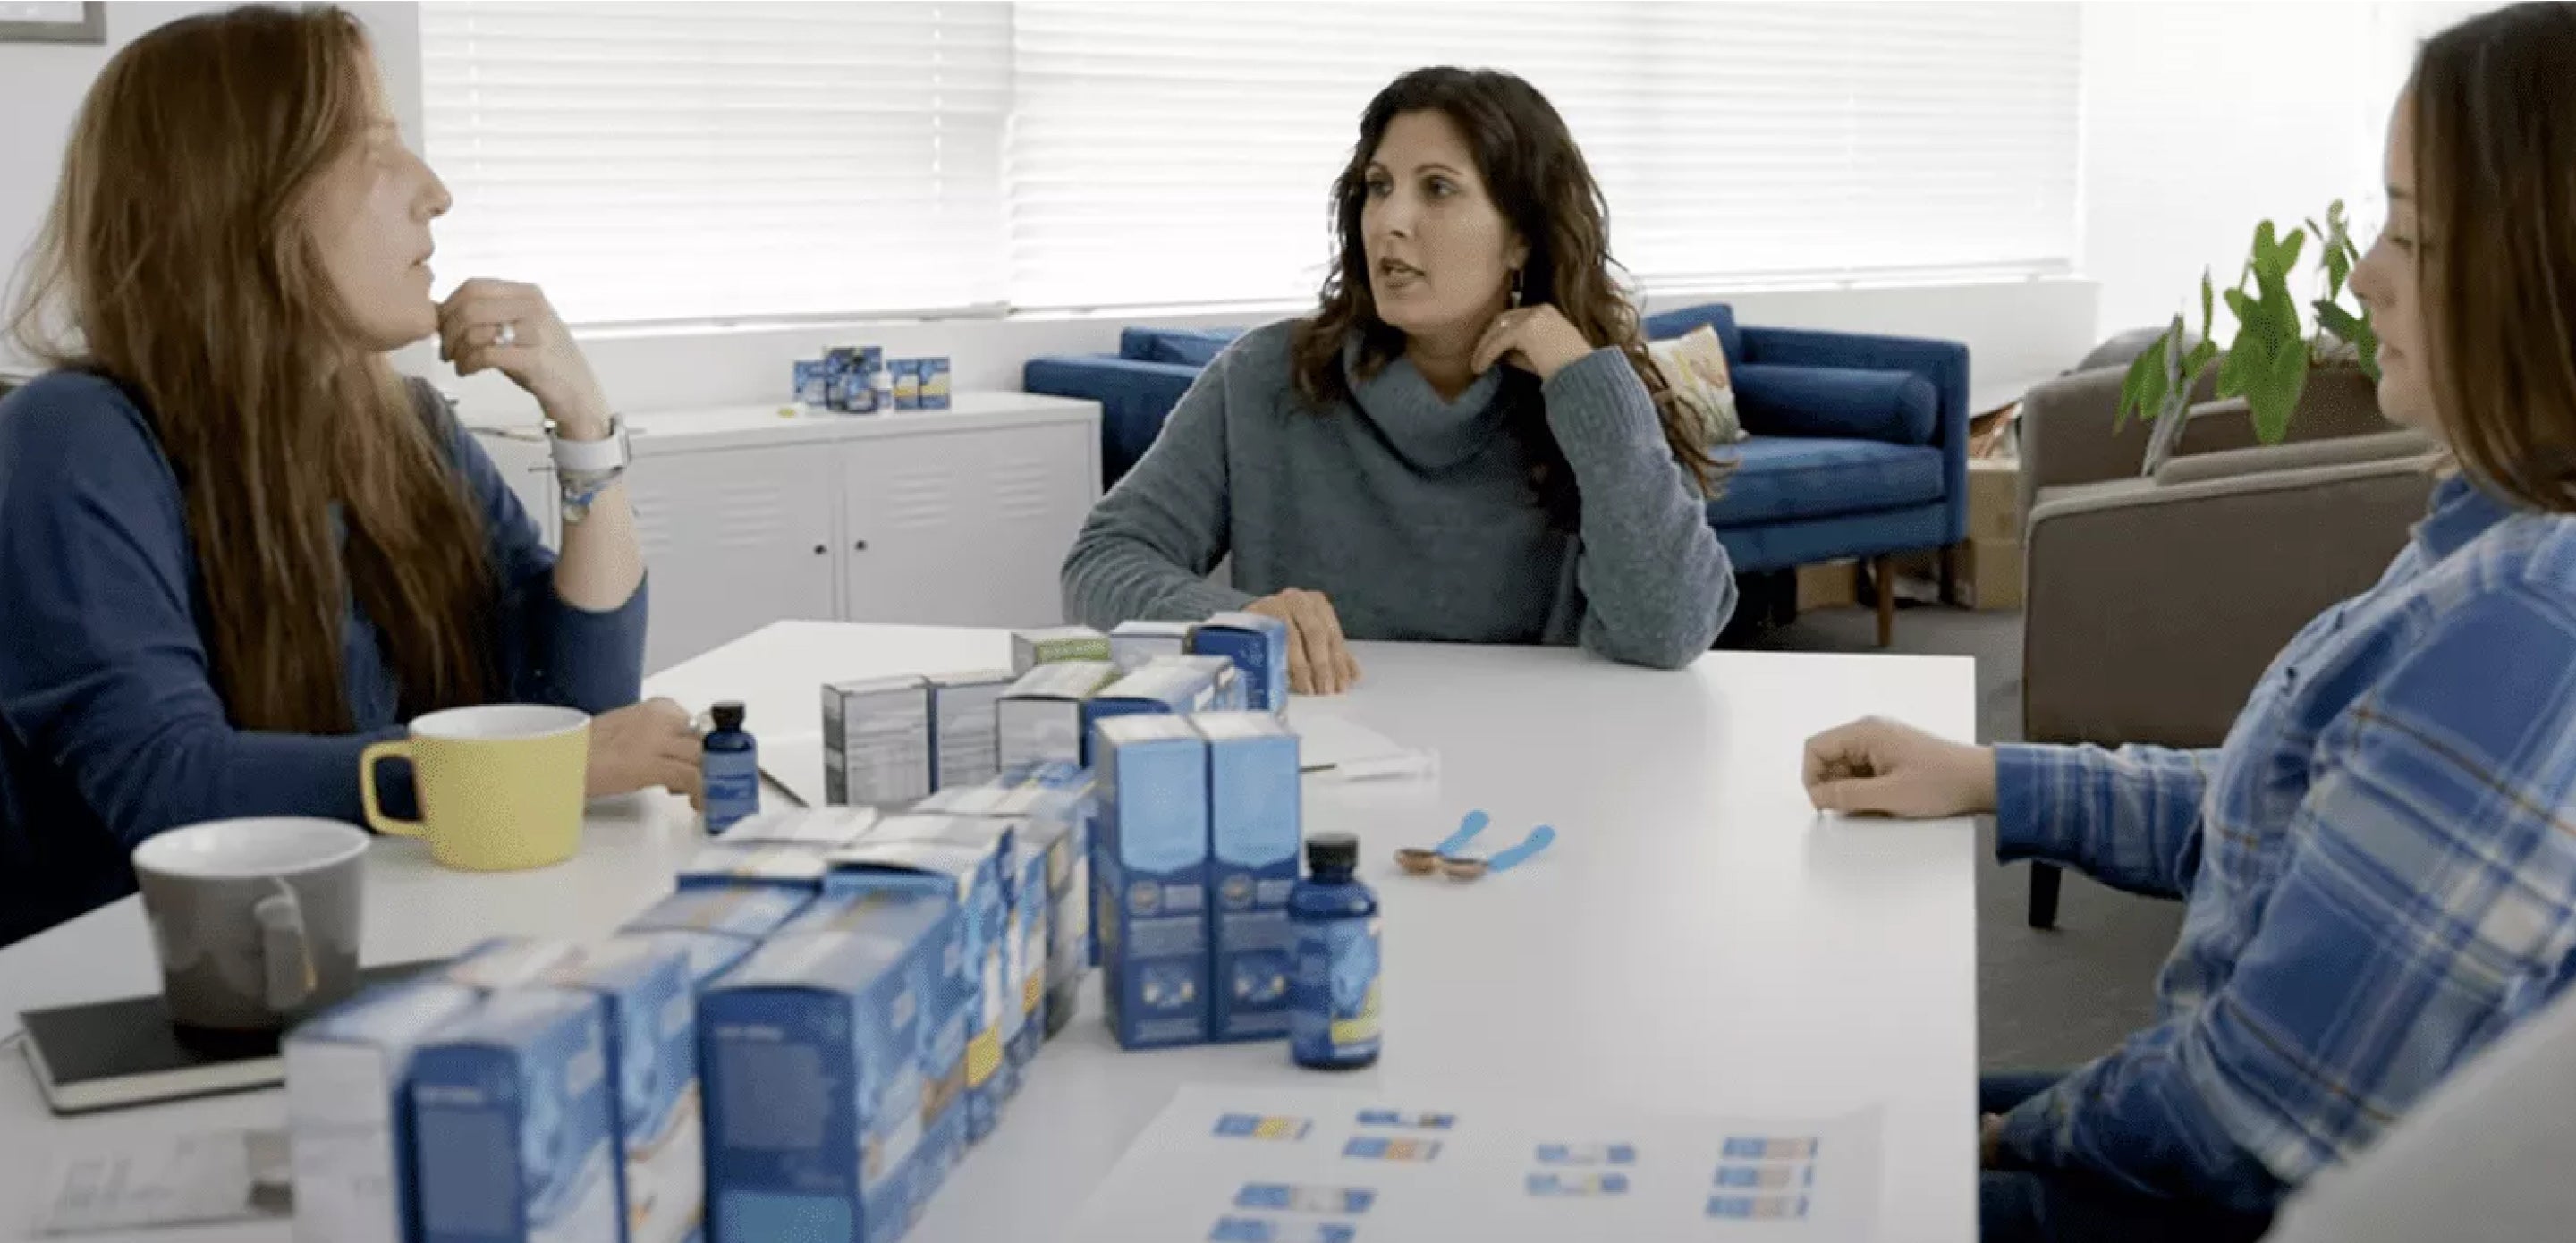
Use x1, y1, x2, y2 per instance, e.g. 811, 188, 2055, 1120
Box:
1795, 560, 1859, 610
1961, 537, 2022, 611
1969, 456, 2021, 545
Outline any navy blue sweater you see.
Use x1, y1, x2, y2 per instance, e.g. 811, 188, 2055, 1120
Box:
0, 372, 648, 947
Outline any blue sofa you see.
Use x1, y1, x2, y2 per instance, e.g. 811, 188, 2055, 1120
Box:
1024, 304, 1970, 640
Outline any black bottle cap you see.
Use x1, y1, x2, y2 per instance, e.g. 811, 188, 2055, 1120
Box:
1306, 832, 1359, 874
710, 701, 746, 731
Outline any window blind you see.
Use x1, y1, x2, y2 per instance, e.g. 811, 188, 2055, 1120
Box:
419, 1, 1012, 326
1006, 2, 2081, 311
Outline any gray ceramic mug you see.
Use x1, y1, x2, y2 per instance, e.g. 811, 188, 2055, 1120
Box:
131, 817, 369, 1031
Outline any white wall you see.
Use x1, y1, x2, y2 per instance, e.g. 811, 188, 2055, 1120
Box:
2080, 1, 2490, 338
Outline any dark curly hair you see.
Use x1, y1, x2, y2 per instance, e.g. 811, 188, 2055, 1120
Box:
1288, 66, 1719, 504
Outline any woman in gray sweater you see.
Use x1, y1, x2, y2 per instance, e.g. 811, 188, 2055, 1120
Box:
1059, 67, 1734, 695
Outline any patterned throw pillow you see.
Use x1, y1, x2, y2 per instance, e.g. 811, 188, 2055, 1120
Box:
1648, 325, 1746, 444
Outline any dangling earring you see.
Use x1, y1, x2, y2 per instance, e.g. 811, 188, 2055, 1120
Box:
1508, 268, 1525, 309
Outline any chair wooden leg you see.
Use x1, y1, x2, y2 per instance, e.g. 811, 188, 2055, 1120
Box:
1874, 554, 1895, 647
1939, 543, 1961, 606
2029, 862, 2063, 929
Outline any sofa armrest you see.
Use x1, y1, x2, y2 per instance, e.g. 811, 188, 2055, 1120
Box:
2153, 428, 2434, 486
1741, 326, 1971, 545
1022, 354, 1205, 487
2021, 456, 2436, 748
1730, 363, 1936, 444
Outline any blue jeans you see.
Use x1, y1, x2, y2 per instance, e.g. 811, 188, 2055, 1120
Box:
1979, 1072, 2272, 1243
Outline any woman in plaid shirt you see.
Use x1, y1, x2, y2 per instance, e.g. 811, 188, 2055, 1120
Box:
1805, 6, 2576, 1240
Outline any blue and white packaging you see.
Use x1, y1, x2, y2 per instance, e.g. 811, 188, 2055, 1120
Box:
890, 359, 921, 410
997, 659, 1119, 769
1092, 715, 1211, 1049
917, 761, 1097, 1004
773, 889, 971, 1137
538, 941, 704, 1243
676, 842, 831, 892
717, 806, 879, 850
620, 886, 812, 943
1161, 654, 1242, 712
699, 932, 964, 1243
826, 346, 883, 414
927, 670, 1013, 791
828, 830, 1013, 1139
440, 938, 587, 993
1089, 660, 1221, 736
1194, 713, 1302, 1042
873, 815, 1048, 1081
617, 930, 758, 994
286, 979, 485, 1243
1108, 620, 1194, 673
822, 676, 931, 807
792, 360, 828, 410
1191, 611, 1292, 715
410, 988, 620, 1243
918, 358, 951, 410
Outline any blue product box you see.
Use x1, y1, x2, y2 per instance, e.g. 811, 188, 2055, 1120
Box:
996, 659, 1120, 770
826, 346, 883, 414
826, 831, 1013, 1140
1162, 654, 1241, 712
676, 843, 832, 892
822, 676, 932, 808
918, 358, 951, 410
919, 761, 1098, 1001
618, 930, 759, 993
1092, 715, 1212, 1049
926, 670, 1013, 791
792, 359, 827, 410
1108, 620, 1195, 673
1193, 713, 1301, 1042
540, 940, 704, 1243
620, 886, 812, 943
1089, 660, 1221, 736
1191, 612, 1292, 715
775, 888, 972, 1141
699, 933, 962, 1243
411, 989, 621, 1243
719, 806, 880, 850
873, 815, 1048, 1083
285, 979, 485, 1243
439, 937, 587, 993
890, 359, 921, 410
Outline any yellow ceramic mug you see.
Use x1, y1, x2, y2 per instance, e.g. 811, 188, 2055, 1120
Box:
360, 705, 591, 871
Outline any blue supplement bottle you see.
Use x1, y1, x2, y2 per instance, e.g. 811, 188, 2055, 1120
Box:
701, 700, 760, 834
1289, 833, 1381, 1070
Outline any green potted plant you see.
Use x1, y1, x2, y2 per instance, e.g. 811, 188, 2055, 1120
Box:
2116, 200, 2382, 473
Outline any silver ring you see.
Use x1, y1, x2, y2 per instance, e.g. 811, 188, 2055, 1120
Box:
495, 321, 518, 348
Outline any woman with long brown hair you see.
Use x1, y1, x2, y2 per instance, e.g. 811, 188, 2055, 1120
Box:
1801, 5, 2576, 1239
0, 5, 699, 947
1059, 67, 1733, 692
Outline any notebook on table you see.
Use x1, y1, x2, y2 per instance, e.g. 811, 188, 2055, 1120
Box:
18, 960, 436, 1115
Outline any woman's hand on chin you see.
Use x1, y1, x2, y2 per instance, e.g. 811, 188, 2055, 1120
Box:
436, 279, 613, 435
1470, 303, 1595, 384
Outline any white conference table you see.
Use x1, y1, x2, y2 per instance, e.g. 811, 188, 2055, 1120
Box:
0, 621, 1979, 1242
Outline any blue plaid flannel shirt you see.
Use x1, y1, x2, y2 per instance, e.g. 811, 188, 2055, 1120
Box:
1994, 474, 2576, 1213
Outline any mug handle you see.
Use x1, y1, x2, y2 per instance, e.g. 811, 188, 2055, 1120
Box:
359, 739, 424, 837
254, 879, 315, 1012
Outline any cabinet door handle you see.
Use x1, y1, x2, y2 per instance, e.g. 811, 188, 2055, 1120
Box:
812, 544, 827, 555
853, 539, 869, 552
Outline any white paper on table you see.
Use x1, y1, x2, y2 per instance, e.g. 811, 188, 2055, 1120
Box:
1284, 712, 1416, 774
759, 731, 828, 808
1072, 1085, 1883, 1243
36, 1127, 292, 1235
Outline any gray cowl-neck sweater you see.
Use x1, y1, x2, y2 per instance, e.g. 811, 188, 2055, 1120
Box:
1058, 318, 1733, 669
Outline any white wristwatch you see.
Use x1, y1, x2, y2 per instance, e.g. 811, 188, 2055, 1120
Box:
547, 415, 631, 474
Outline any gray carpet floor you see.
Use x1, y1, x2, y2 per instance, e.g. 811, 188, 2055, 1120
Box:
1733, 599, 2185, 1071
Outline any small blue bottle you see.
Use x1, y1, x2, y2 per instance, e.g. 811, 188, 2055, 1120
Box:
1289, 832, 1380, 1070
701, 700, 760, 834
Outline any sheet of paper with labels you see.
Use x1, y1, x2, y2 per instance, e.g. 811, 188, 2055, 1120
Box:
1073, 1085, 1884, 1242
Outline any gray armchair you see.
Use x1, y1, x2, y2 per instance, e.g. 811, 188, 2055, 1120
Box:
2015, 363, 2440, 927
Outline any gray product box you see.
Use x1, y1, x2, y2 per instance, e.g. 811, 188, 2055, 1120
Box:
928, 670, 1015, 791
996, 659, 1120, 770
821, 675, 931, 807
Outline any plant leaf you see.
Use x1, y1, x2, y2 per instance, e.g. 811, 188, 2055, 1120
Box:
2200, 268, 2216, 341
2115, 329, 2169, 432
2246, 339, 2310, 444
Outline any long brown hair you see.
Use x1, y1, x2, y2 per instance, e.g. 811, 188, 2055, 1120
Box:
1290, 67, 1720, 503
2411, 3, 2576, 512
5, 4, 496, 731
